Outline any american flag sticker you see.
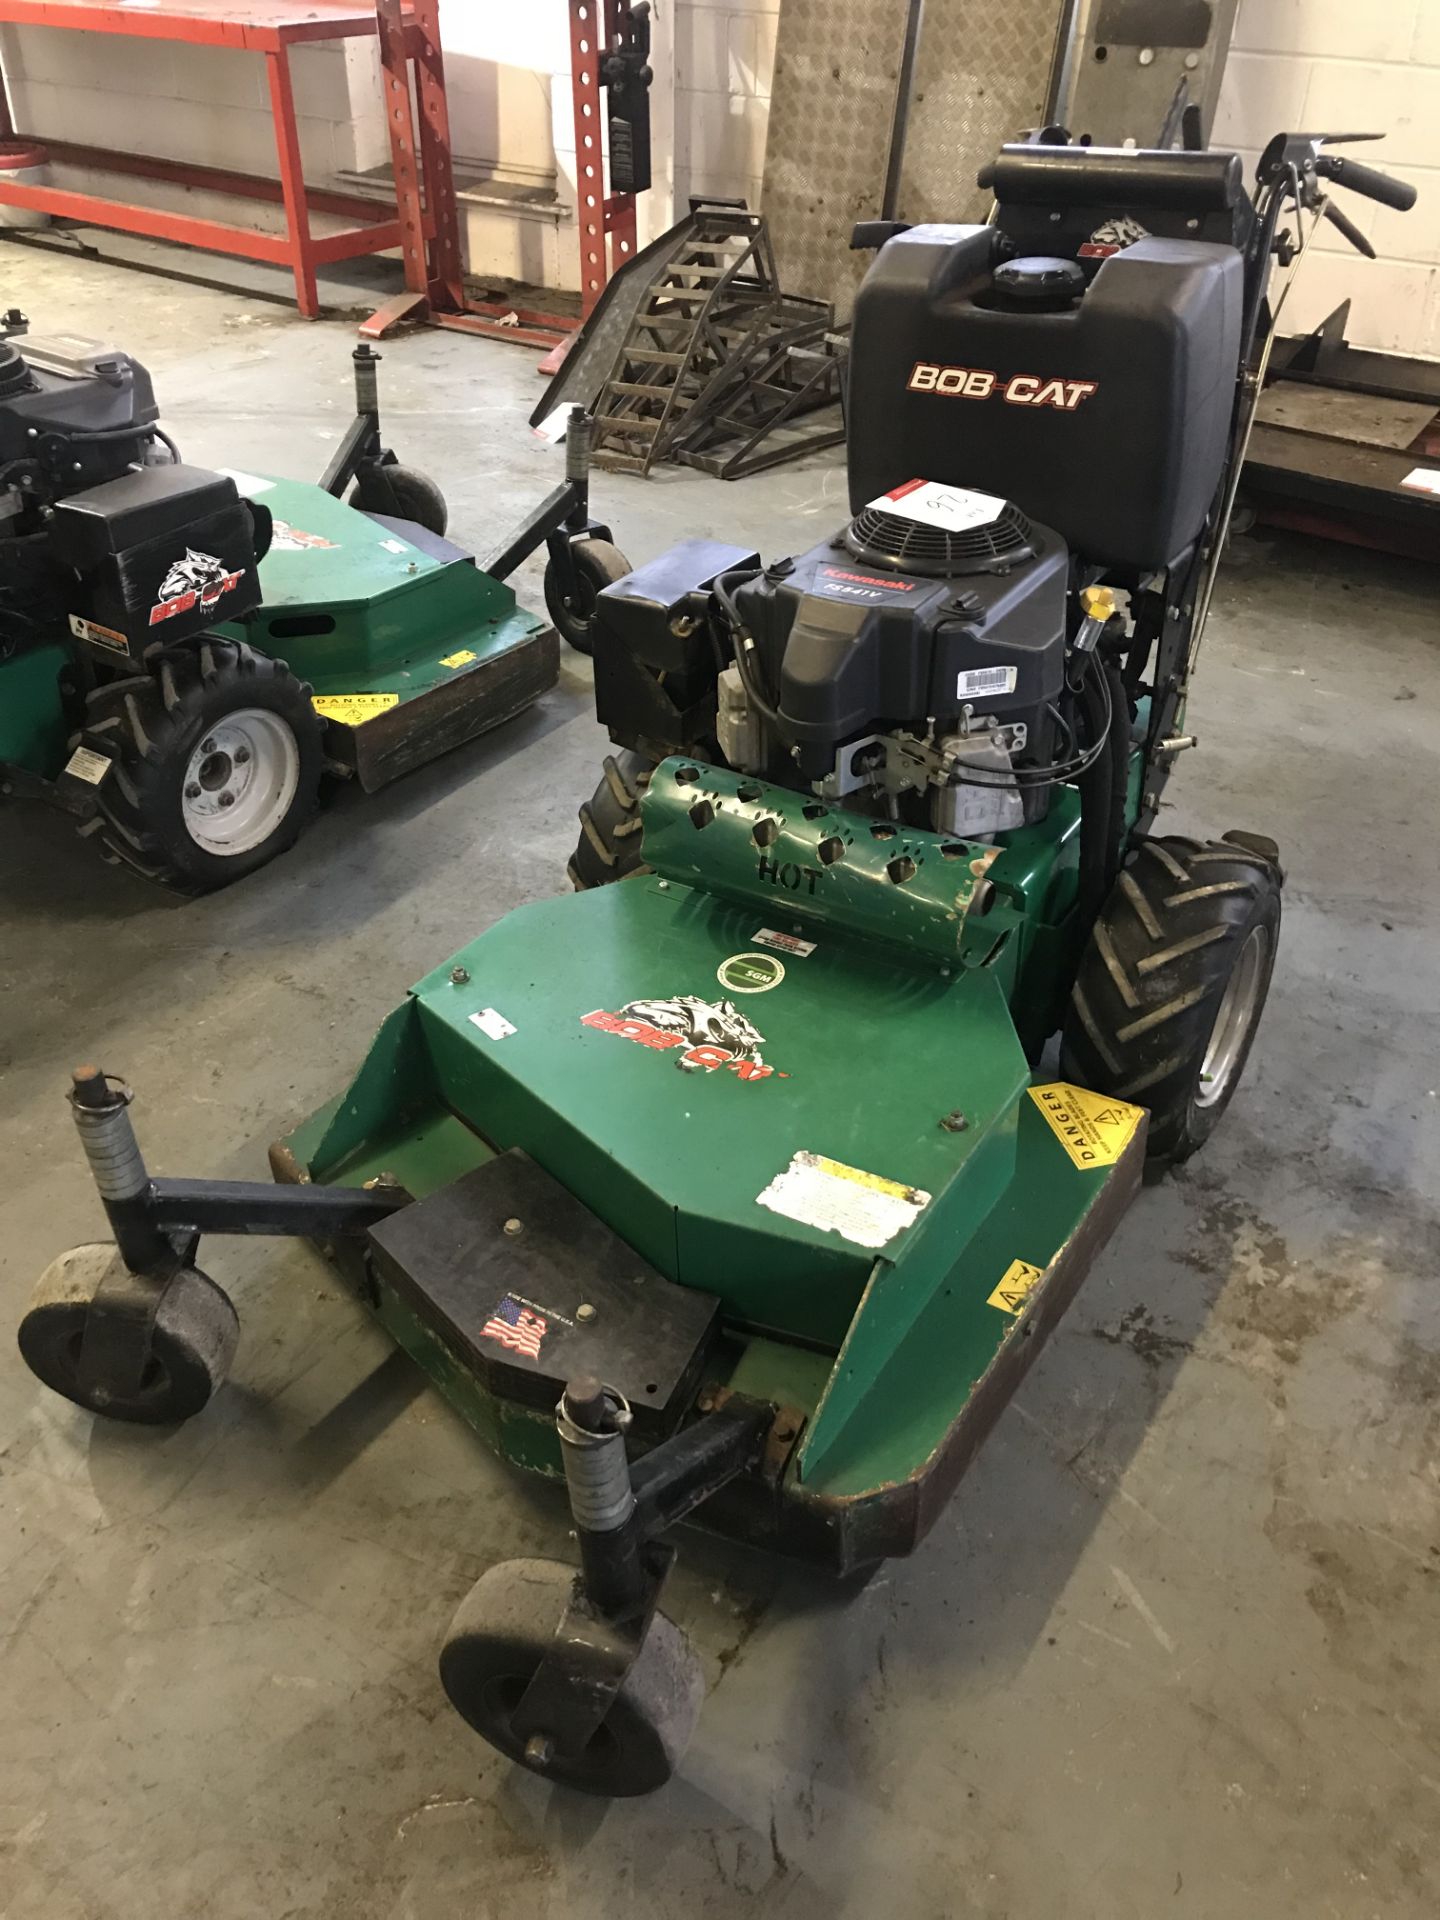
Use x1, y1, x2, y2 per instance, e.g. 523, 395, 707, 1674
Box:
479, 1294, 548, 1360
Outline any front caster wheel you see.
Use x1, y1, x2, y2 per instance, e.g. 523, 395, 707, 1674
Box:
348, 461, 448, 536
544, 538, 630, 655
18, 1245, 239, 1425
439, 1558, 704, 1797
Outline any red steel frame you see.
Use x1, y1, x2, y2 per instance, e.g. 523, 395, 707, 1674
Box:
0, 0, 647, 346
360, 0, 643, 354
571, 0, 638, 317
0, 1, 415, 320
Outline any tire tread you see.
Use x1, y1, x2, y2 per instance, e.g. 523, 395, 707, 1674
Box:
1060, 834, 1282, 1162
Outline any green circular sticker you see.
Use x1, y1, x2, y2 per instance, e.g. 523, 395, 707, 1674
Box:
717, 951, 785, 994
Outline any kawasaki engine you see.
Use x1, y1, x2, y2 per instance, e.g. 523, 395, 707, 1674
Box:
594, 490, 1087, 840
713, 487, 1068, 838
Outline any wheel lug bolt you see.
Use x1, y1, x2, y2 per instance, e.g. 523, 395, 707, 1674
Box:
219, 792, 235, 808
523, 1733, 554, 1769
234, 747, 250, 765
185, 784, 201, 799
201, 738, 216, 754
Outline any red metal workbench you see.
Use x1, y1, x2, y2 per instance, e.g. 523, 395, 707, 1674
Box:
0, 0, 410, 317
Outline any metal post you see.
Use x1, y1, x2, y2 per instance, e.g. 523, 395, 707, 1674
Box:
264, 47, 320, 319
563, 409, 593, 525
601, 0, 641, 275
352, 342, 381, 420
408, 0, 466, 311
557, 1376, 647, 1617
880, 0, 926, 223
570, 1, 609, 315
375, 0, 429, 300
68, 1067, 169, 1274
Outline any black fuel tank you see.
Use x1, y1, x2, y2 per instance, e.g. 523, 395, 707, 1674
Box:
848, 227, 1243, 572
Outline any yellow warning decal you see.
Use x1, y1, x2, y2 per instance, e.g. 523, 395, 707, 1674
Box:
1029, 1082, 1144, 1169
987, 1258, 1044, 1316
312, 692, 400, 727
439, 648, 477, 669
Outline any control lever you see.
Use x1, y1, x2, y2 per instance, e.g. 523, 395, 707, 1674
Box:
1322, 198, 1375, 258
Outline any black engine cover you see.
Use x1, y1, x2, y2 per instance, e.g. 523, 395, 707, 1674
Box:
50, 464, 261, 658
733, 527, 1067, 765
0, 334, 159, 495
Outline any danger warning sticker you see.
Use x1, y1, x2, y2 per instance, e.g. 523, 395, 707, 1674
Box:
1029, 1082, 1144, 1169
312, 692, 400, 727
63, 745, 112, 787
753, 927, 816, 958
987, 1258, 1044, 1316
68, 614, 130, 655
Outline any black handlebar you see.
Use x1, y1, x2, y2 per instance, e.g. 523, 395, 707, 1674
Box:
1316, 153, 1417, 211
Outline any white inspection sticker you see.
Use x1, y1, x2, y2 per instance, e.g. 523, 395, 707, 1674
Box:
380, 538, 408, 555
753, 927, 816, 958
217, 467, 276, 496
533, 401, 583, 443
1400, 466, 1440, 496
868, 478, 1007, 533
469, 1008, 516, 1040
757, 1151, 931, 1251
956, 664, 1018, 700
63, 745, 112, 787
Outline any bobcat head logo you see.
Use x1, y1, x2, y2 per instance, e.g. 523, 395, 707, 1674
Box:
150, 548, 243, 626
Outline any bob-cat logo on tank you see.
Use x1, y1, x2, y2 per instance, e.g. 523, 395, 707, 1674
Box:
906, 363, 1099, 410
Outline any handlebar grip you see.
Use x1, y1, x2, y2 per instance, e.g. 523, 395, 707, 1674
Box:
1319, 155, 1417, 211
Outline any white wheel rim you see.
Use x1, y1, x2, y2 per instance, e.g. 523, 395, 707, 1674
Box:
181, 709, 300, 856
1196, 923, 1269, 1108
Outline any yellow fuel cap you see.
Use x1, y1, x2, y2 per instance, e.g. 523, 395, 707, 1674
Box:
1079, 585, 1117, 622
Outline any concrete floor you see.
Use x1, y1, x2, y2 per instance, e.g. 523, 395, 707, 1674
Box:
3, 242, 1439, 1920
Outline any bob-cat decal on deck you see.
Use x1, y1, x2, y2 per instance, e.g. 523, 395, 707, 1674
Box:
581, 994, 788, 1081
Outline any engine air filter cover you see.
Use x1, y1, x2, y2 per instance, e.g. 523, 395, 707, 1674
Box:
844, 495, 1035, 578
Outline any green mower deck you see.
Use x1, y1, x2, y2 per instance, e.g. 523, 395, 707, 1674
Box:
272, 757, 1145, 1570
219, 475, 557, 790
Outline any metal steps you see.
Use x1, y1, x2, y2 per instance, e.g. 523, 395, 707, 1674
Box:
530, 203, 848, 483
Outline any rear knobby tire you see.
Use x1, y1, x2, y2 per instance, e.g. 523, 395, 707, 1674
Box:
76, 638, 324, 893
1060, 833, 1282, 1164
568, 750, 657, 890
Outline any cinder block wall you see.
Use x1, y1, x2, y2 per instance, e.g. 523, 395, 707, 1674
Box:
0, 28, 359, 208
1212, 0, 1439, 356
673, 0, 778, 215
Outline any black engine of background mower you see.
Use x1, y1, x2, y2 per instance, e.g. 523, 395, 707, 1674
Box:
0, 323, 266, 661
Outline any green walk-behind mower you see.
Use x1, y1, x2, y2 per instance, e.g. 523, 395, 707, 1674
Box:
19, 133, 1414, 1794
0, 320, 627, 891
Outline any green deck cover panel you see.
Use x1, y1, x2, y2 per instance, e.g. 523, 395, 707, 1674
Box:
218, 475, 544, 705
